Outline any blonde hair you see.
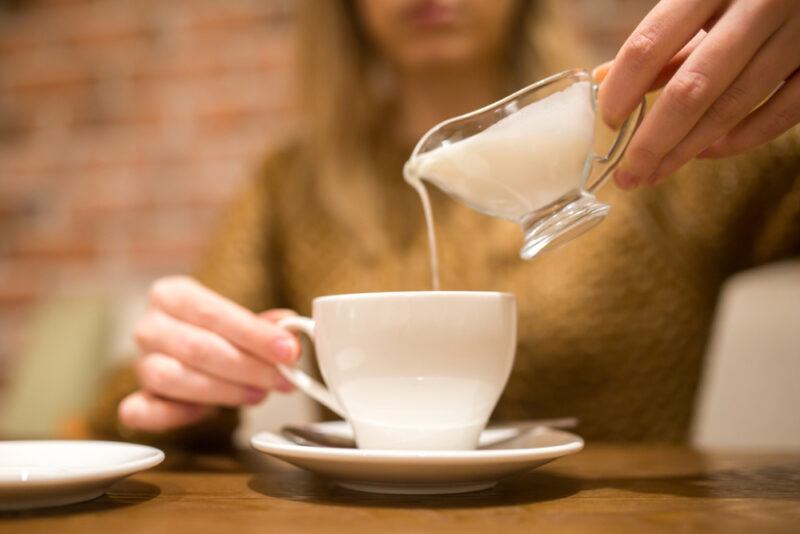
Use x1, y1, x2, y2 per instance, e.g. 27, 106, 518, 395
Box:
296, 1, 541, 253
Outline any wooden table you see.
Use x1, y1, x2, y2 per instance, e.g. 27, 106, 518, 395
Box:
1, 444, 799, 533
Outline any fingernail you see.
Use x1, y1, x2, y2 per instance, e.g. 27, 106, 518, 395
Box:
605, 117, 623, 130
613, 169, 630, 189
591, 61, 612, 83
245, 387, 266, 405
614, 168, 641, 189
276, 374, 295, 392
272, 336, 298, 363
599, 106, 624, 130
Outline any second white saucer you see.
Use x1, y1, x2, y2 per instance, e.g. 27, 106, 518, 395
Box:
0, 440, 164, 511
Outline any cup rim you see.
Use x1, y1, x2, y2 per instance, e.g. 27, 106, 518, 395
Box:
313, 291, 515, 304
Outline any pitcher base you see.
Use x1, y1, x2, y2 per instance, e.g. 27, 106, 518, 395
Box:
519, 191, 610, 259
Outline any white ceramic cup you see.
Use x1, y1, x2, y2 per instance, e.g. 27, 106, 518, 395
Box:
276, 291, 517, 450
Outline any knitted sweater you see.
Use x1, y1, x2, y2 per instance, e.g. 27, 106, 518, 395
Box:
89, 127, 800, 445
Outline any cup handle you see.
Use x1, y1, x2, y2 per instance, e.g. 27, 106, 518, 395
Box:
584, 89, 647, 193
276, 316, 348, 419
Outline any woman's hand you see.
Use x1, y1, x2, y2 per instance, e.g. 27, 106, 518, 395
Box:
118, 276, 299, 433
596, 0, 800, 188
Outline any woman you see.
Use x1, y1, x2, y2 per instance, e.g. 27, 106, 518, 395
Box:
90, 0, 800, 445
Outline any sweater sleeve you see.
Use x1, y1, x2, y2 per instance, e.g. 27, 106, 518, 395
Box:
626, 125, 800, 280
192, 167, 279, 311
87, 155, 286, 449
733, 127, 800, 270
701, 125, 800, 273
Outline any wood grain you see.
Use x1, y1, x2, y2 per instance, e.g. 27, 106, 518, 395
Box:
1, 445, 798, 533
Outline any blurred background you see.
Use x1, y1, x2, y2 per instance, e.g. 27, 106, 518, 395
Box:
0, 0, 797, 449
0, 0, 298, 436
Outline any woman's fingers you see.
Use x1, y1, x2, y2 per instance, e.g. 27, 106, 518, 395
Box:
598, 33, 706, 189
595, 31, 705, 92
134, 310, 293, 392
259, 308, 298, 323
118, 391, 211, 433
647, 31, 707, 92
136, 353, 269, 407
614, 0, 791, 187
148, 276, 299, 366
701, 68, 800, 158
125, 276, 304, 434
650, 18, 800, 182
599, 0, 722, 128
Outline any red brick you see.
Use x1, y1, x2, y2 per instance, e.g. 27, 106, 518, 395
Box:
131, 58, 231, 83
124, 238, 206, 273
29, 0, 96, 9
0, 28, 46, 55
0, 271, 41, 305
126, 237, 206, 259
8, 231, 98, 261
130, 37, 292, 84
71, 197, 161, 219
0, 3, 61, 54
5, 64, 96, 93
0, 288, 39, 306
62, 19, 154, 48
195, 101, 268, 132
186, 3, 292, 34
69, 103, 163, 129
0, 196, 37, 219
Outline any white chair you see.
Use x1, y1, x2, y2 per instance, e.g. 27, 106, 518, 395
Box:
693, 260, 800, 451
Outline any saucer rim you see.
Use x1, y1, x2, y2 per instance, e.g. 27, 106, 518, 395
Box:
250, 427, 584, 463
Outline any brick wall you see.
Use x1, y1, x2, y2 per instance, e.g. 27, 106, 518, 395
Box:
0, 0, 297, 382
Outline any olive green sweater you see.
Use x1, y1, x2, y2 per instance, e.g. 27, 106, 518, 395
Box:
90, 127, 800, 445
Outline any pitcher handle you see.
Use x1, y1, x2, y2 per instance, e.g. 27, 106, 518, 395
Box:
276, 316, 348, 419
584, 90, 646, 193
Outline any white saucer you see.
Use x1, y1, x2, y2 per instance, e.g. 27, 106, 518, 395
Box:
0, 440, 164, 511
251, 421, 583, 495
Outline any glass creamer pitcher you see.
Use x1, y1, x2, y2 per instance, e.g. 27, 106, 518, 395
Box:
404, 68, 646, 259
